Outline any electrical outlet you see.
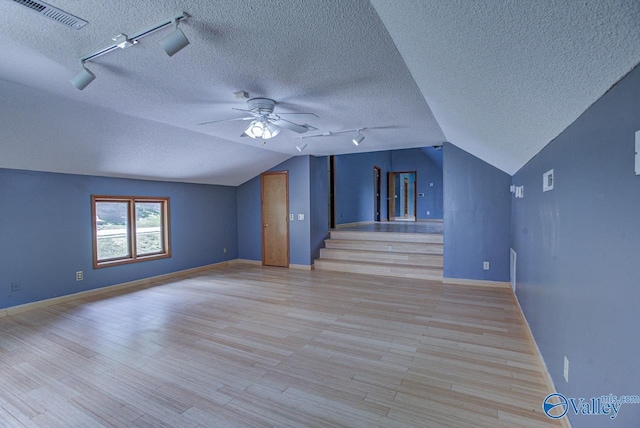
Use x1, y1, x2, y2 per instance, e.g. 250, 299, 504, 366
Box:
223, 248, 227, 253
76, 271, 83, 281
483, 261, 490, 270
289, 213, 294, 221
298, 213, 304, 221
564, 356, 569, 382
11, 281, 20, 292
426, 210, 430, 215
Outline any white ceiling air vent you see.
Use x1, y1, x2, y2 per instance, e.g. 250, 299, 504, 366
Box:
11, 0, 88, 29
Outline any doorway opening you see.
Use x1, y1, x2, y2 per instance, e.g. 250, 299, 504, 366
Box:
329, 156, 336, 229
373, 166, 381, 222
387, 171, 417, 221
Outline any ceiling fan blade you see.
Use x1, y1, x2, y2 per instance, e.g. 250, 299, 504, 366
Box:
197, 116, 254, 126
277, 112, 319, 118
272, 118, 309, 134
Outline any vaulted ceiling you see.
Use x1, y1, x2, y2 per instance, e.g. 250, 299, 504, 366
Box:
1, 0, 638, 185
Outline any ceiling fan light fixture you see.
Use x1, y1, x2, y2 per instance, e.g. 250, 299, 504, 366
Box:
352, 132, 365, 146
70, 63, 95, 90
263, 123, 281, 139
245, 120, 263, 138
246, 120, 280, 139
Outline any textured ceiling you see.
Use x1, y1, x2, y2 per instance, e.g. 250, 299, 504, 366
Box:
370, 0, 640, 175
0, 0, 444, 185
1, 1, 639, 185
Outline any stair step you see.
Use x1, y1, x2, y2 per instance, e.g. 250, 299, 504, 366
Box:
319, 248, 443, 267
314, 259, 443, 281
330, 230, 443, 244
324, 239, 443, 255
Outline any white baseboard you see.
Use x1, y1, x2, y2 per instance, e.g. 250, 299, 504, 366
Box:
229, 259, 262, 266
0, 260, 233, 318
443, 277, 511, 288
510, 289, 571, 428
230, 259, 313, 270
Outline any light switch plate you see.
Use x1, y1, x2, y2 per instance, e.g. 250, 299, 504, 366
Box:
543, 169, 554, 192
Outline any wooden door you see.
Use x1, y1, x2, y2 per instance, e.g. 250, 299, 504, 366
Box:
387, 172, 396, 221
261, 172, 289, 267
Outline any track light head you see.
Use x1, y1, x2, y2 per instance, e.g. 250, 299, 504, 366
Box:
161, 20, 190, 57
296, 142, 308, 152
70, 64, 95, 90
352, 132, 364, 146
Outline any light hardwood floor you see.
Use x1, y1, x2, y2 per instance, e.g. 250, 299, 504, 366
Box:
0, 264, 565, 427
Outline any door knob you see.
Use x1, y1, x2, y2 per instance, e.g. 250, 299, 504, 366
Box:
264, 223, 268, 227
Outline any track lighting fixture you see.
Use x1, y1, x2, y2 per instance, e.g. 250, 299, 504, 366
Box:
69, 63, 96, 90
160, 19, 190, 57
112, 34, 137, 49
70, 12, 189, 90
296, 139, 308, 152
352, 130, 365, 146
295, 126, 382, 150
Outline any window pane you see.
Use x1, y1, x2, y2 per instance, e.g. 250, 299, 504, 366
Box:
136, 202, 163, 256
95, 201, 130, 261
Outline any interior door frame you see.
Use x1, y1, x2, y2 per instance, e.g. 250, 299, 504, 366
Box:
373, 166, 381, 222
387, 172, 396, 221
329, 155, 336, 229
261, 171, 289, 267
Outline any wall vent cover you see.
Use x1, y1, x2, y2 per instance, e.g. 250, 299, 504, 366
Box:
11, 0, 88, 29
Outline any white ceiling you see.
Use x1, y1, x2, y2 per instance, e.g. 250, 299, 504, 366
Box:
370, 0, 640, 175
1, 1, 638, 185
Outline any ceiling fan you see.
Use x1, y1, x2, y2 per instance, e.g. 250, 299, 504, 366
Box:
197, 96, 318, 140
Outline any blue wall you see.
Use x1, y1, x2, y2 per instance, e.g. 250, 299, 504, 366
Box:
0, 168, 237, 310
443, 143, 511, 281
287, 157, 311, 265
237, 174, 262, 262
310, 156, 329, 261
511, 66, 640, 427
334, 148, 444, 224
236, 156, 324, 266
391, 148, 443, 219
335, 151, 392, 224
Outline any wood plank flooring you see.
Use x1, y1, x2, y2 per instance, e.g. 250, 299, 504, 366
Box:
0, 264, 565, 427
